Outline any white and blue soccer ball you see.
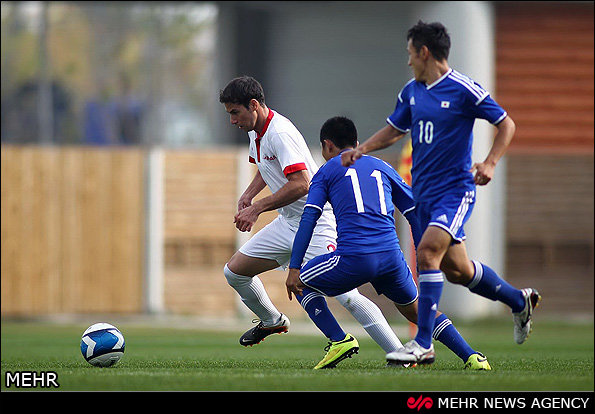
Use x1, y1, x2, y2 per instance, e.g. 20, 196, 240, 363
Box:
80, 323, 125, 367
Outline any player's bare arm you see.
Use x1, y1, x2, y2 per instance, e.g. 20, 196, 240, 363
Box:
341, 124, 406, 167
234, 169, 310, 232
471, 116, 516, 186
238, 170, 267, 211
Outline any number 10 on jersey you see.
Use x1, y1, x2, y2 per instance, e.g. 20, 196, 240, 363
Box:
418, 120, 434, 144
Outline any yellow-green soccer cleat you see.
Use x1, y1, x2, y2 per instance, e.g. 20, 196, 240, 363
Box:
314, 334, 359, 369
464, 352, 492, 370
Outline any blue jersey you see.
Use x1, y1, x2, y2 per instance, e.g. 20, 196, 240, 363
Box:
289, 152, 419, 269
387, 69, 507, 202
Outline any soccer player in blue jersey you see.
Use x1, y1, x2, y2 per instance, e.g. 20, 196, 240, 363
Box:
286, 116, 490, 370
341, 21, 541, 365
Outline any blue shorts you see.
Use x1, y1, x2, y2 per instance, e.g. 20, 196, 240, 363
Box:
299, 249, 418, 306
416, 189, 475, 243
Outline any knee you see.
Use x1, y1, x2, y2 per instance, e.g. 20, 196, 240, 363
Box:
334, 291, 355, 309
443, 270, 467, 285
441, 262, 474, 285
335, 289, 366, 311
417, 243, 442, 271
336, 289, 381, 314
223, 263, 251, 287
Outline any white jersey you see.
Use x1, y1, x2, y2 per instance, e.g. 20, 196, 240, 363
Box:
247, 109, 336, 231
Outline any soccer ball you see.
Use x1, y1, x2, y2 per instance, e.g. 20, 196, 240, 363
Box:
80, 323, 125, 367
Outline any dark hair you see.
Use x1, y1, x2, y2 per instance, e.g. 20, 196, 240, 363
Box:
320, 116, 358, 149
219, 76, 266, 108
407, 20, 451, 62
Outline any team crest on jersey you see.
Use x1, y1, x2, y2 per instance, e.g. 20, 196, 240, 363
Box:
410, 96, 416, 105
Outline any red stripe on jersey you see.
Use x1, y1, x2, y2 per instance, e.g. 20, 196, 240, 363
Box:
257, 109, 275, 138
249, 156, 256, 164
255, 110, 274, 162
255, 138, 261, 162
283, 163, 307, 177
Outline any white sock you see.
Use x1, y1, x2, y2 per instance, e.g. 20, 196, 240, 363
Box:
335, 289, 403, 353
223, 264, 282, 326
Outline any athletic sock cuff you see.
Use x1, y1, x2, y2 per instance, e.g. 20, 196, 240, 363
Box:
418, 271, 444, 283
466, 260, 483, 289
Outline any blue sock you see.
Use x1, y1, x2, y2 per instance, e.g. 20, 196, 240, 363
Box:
297, 288, 346, 342
433, 313, 475, 362
467, 261, 525, 313
414, 270, 443, 349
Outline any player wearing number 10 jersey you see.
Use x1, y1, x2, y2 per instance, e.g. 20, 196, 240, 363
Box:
341, 21, 540, 365
388, 68, 506, 205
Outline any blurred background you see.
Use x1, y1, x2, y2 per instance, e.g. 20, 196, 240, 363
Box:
1, 1, 593, 327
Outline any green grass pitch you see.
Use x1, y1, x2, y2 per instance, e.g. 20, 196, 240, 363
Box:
1, 318, 593, 392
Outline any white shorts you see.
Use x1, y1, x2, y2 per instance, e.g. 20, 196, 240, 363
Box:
239, 215, 337, 269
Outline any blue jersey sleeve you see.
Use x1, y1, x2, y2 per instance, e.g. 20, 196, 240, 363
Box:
386, 81, 414, 132
456, 76, 507, 125
472, 93, 508, 125
404, 209, 422, 248
289, 206, 322, 269
302, 166, 329, 211
289, 170, 328, 269
389, 171, 415, 215
388, 169, 422, 247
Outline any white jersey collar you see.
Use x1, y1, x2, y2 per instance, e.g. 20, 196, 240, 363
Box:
426, 68, 452, 90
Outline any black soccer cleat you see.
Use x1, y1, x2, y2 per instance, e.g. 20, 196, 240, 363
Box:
239, 314, 290, 347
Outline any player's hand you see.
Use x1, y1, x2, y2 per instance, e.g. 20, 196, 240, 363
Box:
470, 161, 495, 186
237, 195, 252, 211
234, 205, 259, 232
286, 268, 304, 300
341, 148, 363, 167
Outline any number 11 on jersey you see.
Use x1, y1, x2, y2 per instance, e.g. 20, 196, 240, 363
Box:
345, 168, 388, 215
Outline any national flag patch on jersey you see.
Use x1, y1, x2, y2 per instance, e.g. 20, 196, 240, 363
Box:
441, 101, 450, 108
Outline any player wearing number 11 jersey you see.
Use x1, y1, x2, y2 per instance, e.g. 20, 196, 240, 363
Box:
286, 116, 490, 369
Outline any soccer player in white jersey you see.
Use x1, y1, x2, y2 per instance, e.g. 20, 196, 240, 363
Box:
219, 76, 404, 354
341, 21, 541, 365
